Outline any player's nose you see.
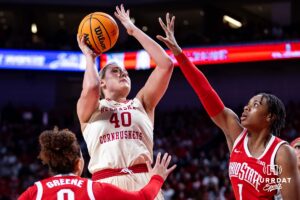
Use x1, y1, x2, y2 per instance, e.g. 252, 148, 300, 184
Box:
120, 71, 127, 77
243, 105, 250, 111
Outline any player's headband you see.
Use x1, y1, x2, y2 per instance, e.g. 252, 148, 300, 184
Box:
291, 137, 300, 148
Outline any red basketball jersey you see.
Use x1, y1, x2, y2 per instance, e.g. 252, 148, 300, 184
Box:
18, 174, 95, 200
19, 174, 164, 200
229, 129, 287, 200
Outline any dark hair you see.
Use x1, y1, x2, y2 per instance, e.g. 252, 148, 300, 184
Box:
98, 62, 118, 99
259, 93, 286, 136
38, 127, 81, 174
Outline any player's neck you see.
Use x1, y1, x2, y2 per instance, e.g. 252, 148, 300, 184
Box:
105, 93, 127, 103
52, 173, 77, 177
106, 96, 127, 103
247, 131, 272, 156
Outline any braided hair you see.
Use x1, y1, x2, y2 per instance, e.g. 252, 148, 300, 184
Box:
259, 93, 286, 136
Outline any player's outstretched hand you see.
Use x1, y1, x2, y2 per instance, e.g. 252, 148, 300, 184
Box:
156, 13, 182, 56
114, 4, 137, 36
146, 152, 176, 181
77, 34, 98, 60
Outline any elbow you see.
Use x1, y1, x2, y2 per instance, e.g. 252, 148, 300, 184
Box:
165, 57, 174, 69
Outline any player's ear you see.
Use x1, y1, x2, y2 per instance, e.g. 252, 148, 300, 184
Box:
100, 79, 106, 87
74, 157, 84, 176
266, 113, 272, 122
266, 113, 276, 123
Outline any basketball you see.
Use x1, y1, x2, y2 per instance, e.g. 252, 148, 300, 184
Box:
78, 12, 119, 54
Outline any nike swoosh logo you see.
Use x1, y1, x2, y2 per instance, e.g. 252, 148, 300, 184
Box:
234, 149, 241, 153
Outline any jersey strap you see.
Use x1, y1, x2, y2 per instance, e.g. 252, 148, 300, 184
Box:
35, 181, 43, 200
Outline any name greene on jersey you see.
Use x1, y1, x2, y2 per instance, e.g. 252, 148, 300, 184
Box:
45, 178, 84, 188
229, 162, 263, 190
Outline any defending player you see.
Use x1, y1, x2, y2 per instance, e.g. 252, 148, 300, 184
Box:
157, 13, 300, 199
18, 127, 176, 200
291, 137, 300, 174
76, 4, 173, 199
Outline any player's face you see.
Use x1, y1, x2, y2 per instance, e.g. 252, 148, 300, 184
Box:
294, 145, 300, 167
101, 64, 131, 96
241, 95, 271, 131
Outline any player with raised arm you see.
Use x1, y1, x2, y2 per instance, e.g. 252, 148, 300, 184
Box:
76, 4, 173, 199
157, 13, 300, 200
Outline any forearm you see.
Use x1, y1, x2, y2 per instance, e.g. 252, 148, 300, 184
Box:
138, 175, 164, 200
175, 52, 224, 117
132, 28, 173, 69
82, 57, 100, 91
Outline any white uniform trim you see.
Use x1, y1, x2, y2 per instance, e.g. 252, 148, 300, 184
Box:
232, 128, 247, 150
34, 181, 43, 200
87, 180, 95, 200
270, 141, 287, 168
244, 134, 275, 159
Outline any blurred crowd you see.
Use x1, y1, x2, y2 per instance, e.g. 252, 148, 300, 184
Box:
0, 102, 300, 200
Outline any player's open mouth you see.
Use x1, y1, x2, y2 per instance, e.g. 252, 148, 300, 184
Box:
240, 113, 247, 121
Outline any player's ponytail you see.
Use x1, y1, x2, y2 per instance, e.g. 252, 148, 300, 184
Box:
38, 127, 81, 174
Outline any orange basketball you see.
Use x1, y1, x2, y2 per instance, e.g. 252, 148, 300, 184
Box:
78, 12, 119, 54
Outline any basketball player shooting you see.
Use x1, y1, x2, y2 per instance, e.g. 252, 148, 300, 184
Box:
76, 4, 174, 200
157, 13, 300, 200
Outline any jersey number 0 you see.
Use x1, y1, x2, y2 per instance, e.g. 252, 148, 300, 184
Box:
57, 189, 74, 200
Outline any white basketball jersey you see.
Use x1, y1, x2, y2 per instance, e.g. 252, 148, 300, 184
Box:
83, 98, 154, 174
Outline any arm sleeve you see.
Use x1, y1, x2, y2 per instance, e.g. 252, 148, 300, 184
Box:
93, 175, 164, 200
175, 52, 225, 117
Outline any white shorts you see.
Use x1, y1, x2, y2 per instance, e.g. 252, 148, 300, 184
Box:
97, 172, 164, 200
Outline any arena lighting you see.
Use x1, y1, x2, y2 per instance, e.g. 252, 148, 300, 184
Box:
223, 15, 242, 29
0, 50, 99, 71
100, 41, 300, 70
1, 41, 299, 71
142, 26, 148, 32
31, 23, 37, 34
130, 17, 135, 24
